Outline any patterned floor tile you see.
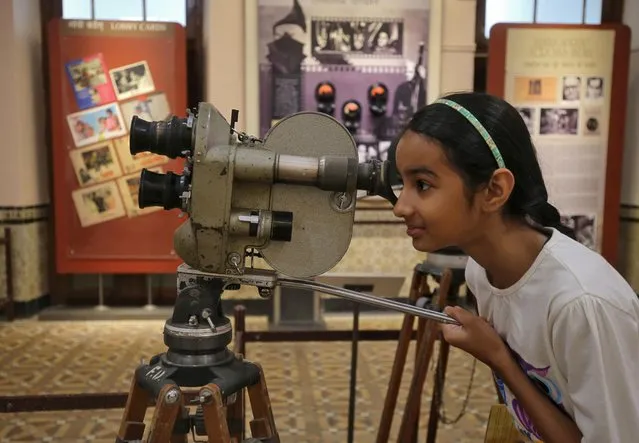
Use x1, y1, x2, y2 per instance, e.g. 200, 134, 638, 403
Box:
0, 315, 502, 442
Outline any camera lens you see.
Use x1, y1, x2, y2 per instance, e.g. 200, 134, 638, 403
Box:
130, 115, 193, 159
138, 168, 189, 210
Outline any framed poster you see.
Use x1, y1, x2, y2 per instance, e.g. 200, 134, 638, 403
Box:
47, 19, 187, 274
488, 23, 631, 266
255, 0, 431, 140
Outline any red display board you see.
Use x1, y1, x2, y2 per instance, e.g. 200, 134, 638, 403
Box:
487, 23, 631, 267
47, 18, 187, 274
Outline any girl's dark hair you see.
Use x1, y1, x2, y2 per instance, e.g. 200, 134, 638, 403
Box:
406, 92, 575, 239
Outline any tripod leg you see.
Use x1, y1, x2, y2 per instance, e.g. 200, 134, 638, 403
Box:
116, 372, 150, 442
376, 267, 424, 443
246, 363, 280, 443
396, 270, 452, 443
426, 337, 450, 443
410, 273, 432, 443
146, 384, 185, 443
227, 388, 245, 442
200, 384, 233, 443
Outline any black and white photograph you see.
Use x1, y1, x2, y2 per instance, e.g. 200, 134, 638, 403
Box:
71, 181, 126, 227
120, 92, 171, 131
516, 107, 536, 135
311, 19, 403, 58
109, 60, 156, 101
561, 75, 581, 101
582, 106, 604, 136
66, 102, 127, 148
113, 136, 168, 174
539, 108, 579, 135
585, 76, 604, 100
69, 141, 123, 186
560, 214, 596, 250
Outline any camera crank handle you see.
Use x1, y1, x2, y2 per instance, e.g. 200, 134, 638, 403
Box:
276, 276, 461, 326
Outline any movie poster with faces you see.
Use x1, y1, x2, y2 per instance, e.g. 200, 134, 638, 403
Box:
504, 28, 616, 253
62, 50, 173, 228
65, 53, 117, 110
71, 181, 126, 227
257, 0, 430, 200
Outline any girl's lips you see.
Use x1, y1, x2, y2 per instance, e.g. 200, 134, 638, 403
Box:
406, 227, 425, 237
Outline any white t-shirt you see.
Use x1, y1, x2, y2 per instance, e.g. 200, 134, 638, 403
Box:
465, 227, 639, 443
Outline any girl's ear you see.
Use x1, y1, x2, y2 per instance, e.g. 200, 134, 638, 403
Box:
481, 168, 515, 213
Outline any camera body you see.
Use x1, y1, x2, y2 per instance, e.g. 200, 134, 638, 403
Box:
130, 103, 397, 279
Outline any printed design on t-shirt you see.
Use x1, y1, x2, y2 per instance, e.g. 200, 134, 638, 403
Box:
494, 350, 565, 442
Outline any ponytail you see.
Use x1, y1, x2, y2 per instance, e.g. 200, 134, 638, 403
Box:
524, 200, 576, 239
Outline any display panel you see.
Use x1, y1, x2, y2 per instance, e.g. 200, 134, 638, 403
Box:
256, 0, 431, 171
47, 18, 187, 273
488, 23, 631, 266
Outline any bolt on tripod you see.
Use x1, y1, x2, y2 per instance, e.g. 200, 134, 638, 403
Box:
115, 267, 279, 443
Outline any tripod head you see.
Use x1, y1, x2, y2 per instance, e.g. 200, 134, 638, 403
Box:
162, 265, 234, 372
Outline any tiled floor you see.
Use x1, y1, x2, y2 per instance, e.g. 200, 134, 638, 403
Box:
0, 314, 500, 442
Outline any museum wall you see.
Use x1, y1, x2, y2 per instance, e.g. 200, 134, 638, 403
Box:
0, 0, 50, 304
618, 0, 639, 289
202, 0, 478, 298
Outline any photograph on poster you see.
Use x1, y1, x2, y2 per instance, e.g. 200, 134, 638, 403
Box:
585, 76, 604, 100
67, 102, 127, 148
71, 181, 126, 228
117, 168, 163, 218
514, 77, 557, 103
65, 53, 116, 110
113, 136, 168, 174
311, 19, 403, 58
516, 107, 536, 135
582, 106, 604, 136
120, 92, 171, 131
258, 0, 430, 144
539, 108, 579, 135
561, 75, 581, 101
560, 214, 596, 250
69, 141, 123, 186
109, 61, 156, 101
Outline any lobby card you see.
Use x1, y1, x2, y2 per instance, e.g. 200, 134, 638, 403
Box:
66, 102, 127, 148
71, 181, 126, 228
109, 60, 156, 101
65, 53, 117, 110
69, 141, 123, 187
120, 92, 171, 131
112, 136, 169, 174
117, 168, 164, 218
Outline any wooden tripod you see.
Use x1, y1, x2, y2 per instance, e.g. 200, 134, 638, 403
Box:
376, 261, 458, 443
115, 359, 279, 443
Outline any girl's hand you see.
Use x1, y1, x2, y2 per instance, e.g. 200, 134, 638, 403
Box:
440, 305, 511, 370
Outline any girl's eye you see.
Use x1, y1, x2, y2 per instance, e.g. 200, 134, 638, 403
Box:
417, 180, 431, 192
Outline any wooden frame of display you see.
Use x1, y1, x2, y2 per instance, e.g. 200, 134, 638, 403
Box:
47, 18, 188, 274
487, 23, 631, 267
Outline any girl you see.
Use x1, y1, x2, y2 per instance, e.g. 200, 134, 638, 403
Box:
391, 92, 639, 443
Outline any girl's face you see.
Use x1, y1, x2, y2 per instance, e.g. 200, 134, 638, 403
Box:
392, 130, 482, 252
